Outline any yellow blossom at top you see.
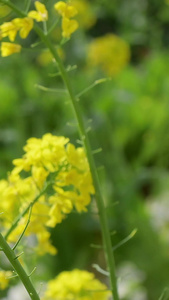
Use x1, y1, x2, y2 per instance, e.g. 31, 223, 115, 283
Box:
0, 271, 12, 290
87, 33, 130, 76
54, 1, 79, 38
42, 269, 110, 300
54, 1, 78, 18
28, 1, 48, 22
1, 42, 21, 57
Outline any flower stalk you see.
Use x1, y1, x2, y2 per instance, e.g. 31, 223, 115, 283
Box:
0, 232, 40, 300
40, 35, 120, 300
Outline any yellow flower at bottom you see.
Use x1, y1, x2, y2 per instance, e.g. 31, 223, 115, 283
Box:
1, 42, 21, 57
62, 17, 78, 38
42, 269, 110, 300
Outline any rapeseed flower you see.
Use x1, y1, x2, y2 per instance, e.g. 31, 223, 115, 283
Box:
0, 18, 33, 41
0, 21, 18, 41
0, 134, 94, 254
42, 269, 110, 300
0, 270, 12, 290
12, 17, 33, 39
54, 1, 78, 18
87, 33, 130, 76
54, 1, 79, 38
28, 1, 48, 22
61, 17, 78, 38
1, 42, 21, 56
72, 0, 96, 29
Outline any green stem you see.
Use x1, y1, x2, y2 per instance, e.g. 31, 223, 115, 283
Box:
41, 36, 120, 300
0, 232, 40, 300
0, 1, 120, 299
25, 0, 32, 14
33, 23, 120, 300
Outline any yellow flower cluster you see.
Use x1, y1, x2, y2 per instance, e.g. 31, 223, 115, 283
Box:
0, 1, 79, 56
0, 134, 94, 255
0, 270, 12, 290
54, 1, 79, 38
87, 33, 130, 76
42, 269, 110, 300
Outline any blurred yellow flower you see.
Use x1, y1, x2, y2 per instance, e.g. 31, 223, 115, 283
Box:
62, 17, 78, 38
37, 47, 64, 66
0, 17, 33, 43
28, 1, 48, 22
12, 17, 33, 39
42, 269, 110, 300
0, 21, 18, 41
0, 270, 12, 290
72, 0, 96, 29
87, 33, 130, 76
54, 1, 79, 38
1, 42, 21, 57
54, 1, 78, 18
0, 5, 11, 17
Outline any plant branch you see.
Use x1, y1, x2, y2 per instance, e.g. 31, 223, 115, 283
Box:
0, 232, 40, 300
34, 23, 120, 300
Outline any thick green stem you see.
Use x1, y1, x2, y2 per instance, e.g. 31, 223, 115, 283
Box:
0, 1, 120, 299
40, 35, 120, 300
0, 233, 40, 300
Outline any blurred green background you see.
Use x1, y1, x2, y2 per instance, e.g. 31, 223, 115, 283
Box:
0, 0, 169, 299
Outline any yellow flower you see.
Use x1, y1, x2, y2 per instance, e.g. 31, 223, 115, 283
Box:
54, 1, 79, 38
28, 1, 48, 22
54, 1, 78, 18
72, 0, 96, 29
87, 33, 130, 76
1, 133, 94, 255
1, 42, 21, 57
0, 271, 12, 290
31, 165, 49, 189
42, 269, 110, 300
62, 17, 78, 38
12, 17, 33, 39
36, 231, 57, 256
13, 133, 69, 172
0, 21, 18, 41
